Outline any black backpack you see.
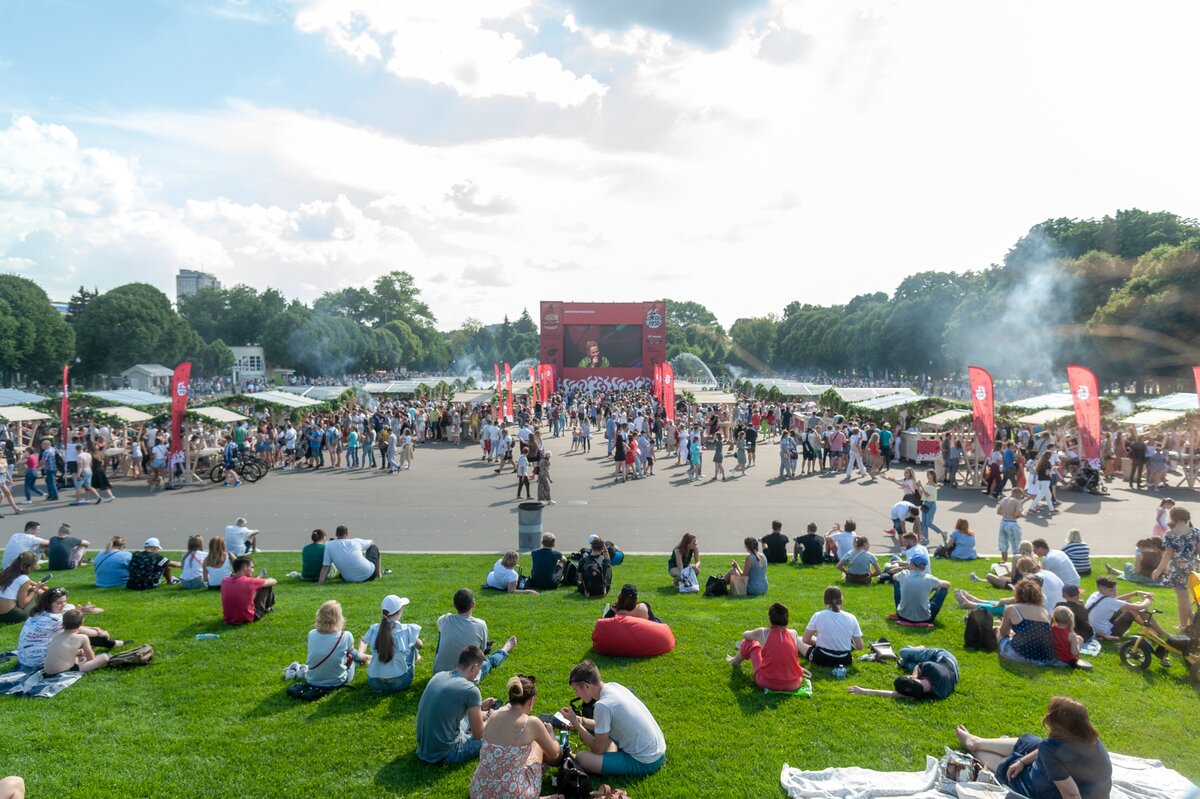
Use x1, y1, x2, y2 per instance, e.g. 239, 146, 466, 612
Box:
964, 607, 998, 651
577, 555, 609, 598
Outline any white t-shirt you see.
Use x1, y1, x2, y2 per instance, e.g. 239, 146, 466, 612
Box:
593, 682, 666, 764
205, 554, 234, 588
17, 612, 62, 668
225, 525, 254, 555
891, 501, 919, 520
1085, 592, 1128, 636
486, 560, 519, 591
0, 573, 30, 600
323, 538, 376, 583
830, 531, 855, 559
1032, 569, 1064, 610
180, 551, 207, 582
804, 609, 863, 652
3, 532, 44, 569
1040, 549, 1081, 587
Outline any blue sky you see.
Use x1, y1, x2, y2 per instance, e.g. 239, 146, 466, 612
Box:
2, 0, 1198, 329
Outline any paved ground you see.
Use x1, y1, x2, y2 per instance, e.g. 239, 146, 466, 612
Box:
19, 440, 1200, 556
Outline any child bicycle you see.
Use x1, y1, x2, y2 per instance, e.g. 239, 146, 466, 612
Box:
1117, 573, 1200, 683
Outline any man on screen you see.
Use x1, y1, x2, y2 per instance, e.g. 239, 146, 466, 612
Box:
578, 340, 611, 368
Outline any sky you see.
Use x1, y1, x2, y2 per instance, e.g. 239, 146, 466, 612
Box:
1, 0, 1198, 330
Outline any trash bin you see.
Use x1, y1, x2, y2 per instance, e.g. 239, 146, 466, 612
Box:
518, 502, 544, 550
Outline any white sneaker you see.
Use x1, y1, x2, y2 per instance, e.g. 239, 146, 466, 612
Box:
19, 500, 31, 505
284, 661, 300, 680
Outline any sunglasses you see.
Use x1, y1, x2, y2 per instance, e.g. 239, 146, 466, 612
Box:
48, 588, 68, 598
516, 673, 537, 685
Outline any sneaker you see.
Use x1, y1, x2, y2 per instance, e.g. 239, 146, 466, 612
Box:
284, 661, 300, 680
95, 496, 103, 505
383, 568, 393, 575
168, 576, 181, 585
102, 497, 115, 503
233, 480, 243, 487
969, 572, 985, 583
19, 500, 31, 505
285, 571, 302, 578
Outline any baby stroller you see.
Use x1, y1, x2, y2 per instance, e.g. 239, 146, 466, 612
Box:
1069, 465, 1106, 495
1117, 572, 1200, 682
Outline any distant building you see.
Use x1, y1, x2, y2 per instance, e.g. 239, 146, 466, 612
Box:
230, 346, 267, 382
121, 364, 175, 394
176, 269, 221, 299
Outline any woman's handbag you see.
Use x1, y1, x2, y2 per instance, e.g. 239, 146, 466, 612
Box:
554, 755, 592, 799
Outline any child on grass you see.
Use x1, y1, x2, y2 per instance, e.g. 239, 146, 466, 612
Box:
43, 608, 110, 676
1051, 605, 1091, 670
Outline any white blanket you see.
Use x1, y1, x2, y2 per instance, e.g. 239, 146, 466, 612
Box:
781, 753, 1198, 799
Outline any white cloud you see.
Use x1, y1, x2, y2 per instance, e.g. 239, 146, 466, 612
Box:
295, 0, 608, 107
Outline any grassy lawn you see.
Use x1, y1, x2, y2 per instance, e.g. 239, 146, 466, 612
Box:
1, 553, 1196, 798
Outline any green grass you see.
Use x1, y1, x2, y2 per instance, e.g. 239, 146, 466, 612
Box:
2, 555, 1196, 798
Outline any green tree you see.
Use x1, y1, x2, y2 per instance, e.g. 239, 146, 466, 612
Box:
728, 316, 777, 370
65, 285, 99, 328
0, 275, 75, 382
75, 283, 196, 377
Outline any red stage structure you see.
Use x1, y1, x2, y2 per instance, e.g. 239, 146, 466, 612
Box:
540, 300, 667, 392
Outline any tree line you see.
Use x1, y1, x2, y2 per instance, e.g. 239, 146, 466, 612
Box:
3, 208, 1197, 388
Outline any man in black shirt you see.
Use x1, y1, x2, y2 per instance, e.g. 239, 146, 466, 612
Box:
47, 523, 89, 570
760, 521, 789, 564
1127, 436, 1147, 489
793, 523, 825, 565
528, 533, 564, 590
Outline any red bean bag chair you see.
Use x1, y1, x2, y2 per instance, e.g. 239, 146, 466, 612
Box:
592, 614, 676, 657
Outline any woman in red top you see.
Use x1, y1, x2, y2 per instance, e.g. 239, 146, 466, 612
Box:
727, 602, 808, 691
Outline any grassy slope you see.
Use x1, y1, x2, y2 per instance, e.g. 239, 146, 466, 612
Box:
1, 554, 1196, 798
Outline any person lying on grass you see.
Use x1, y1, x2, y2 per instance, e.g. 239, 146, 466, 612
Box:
846, 646, 959, 700
726, 601, 807, 692
561, 659, 666, 777
42, 608, 110, 677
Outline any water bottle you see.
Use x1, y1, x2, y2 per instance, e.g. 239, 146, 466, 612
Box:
831, 665, 847, 680
195, 633, 220, 640
558, 730, 569, 749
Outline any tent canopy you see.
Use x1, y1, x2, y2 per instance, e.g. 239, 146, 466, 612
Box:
0, 406, 50, 422
452, 390, 494, 405
0, 389, 47, 404
192, 406, 248, 423
85, 390, 170, 407
918, 409, 972, 428
104, 406, 154, 423
1140, 393, 1199, 412
243, 390, 323, 408
1016, 408, 1074, 425
691, 391, 738, 405
277, 386, 351, 401
854, 393, 927, 411
1007, 392, 1074, 410
1121, 408, 1187, 427
833, 387, 918, 402
738, 379, 833, 397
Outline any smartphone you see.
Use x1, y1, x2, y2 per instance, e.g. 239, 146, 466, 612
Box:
258, 568, 267, 578
39, 574, 53, 584
540, 712, 571, 730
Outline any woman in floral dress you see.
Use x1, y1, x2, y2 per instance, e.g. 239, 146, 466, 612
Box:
1152, 505, 1200, 629
470, 674, 561, 799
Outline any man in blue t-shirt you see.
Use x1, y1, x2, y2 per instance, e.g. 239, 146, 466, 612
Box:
415, 645, 495, 764
893, 556, 951, 623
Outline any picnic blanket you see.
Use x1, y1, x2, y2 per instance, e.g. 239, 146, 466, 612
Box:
0, 652, 85, 698
781, 753, 1198, 799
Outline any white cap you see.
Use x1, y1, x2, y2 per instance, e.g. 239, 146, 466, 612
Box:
381, 595, 410, 615
143, 537, 162, 549
587, 534, 600, 543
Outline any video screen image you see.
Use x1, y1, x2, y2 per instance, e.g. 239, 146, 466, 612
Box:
565, 324, 643, 368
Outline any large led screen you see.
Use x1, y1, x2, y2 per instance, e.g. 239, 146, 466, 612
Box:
564, 325, 644, 368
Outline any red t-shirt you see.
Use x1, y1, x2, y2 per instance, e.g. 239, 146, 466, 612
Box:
1051, 625, 1075, 664
221, 575, 266, 624
758, 626, 805, 691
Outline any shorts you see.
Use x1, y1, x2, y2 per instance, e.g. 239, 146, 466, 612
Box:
66, 461, 78, 475
600, 750, 665, 776
804, 646, 852, 667
75, 471, 93, 489
998, 520, 1022, 553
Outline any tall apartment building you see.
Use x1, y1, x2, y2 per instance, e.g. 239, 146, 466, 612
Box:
176, 268, 221, 298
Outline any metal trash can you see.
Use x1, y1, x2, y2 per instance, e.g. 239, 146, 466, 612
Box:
517, 502, 544, 550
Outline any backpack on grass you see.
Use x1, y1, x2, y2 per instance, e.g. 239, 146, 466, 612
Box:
964, 608, 998, 651
577, 555, 610, 598
108, 644, 154, 668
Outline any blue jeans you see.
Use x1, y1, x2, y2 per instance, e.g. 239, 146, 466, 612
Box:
24, 471, 45, 501
921, 501, 945, 539
347, 448, 359, 468
368, 649, 416, 692
364, 445, 375, 467
43, 470, 58, 500
898, 646, 960, 681
480, 649, 508, 680
435, 717, 484, 764
892, 583, 949, 623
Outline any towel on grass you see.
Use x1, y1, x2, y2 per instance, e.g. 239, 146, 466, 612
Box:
781, 753, 1198, 799
0, 664, 85, 698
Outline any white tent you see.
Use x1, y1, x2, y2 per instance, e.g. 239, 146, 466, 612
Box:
104, 406, 155, 423
1121, 409, 1187, 427
1007, 392, 1074, 410
833, 387, 918, 402
0, 406, 50, 422
192, 407, 248, 423
243, 390, 323, 408
86, 390, 169, 407
277, 386, 351, 401
918, 409, 972, 428
855, 393, 927, 411
1140, 393, 1199, 412
0, 389, 47, 404
1016, 409, 1075, 425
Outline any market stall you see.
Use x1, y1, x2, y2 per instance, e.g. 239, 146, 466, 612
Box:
0, 406, 51, 455
192, 406, 248, 424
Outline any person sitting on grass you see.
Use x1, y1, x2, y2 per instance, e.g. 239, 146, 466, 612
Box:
416, 645, 497, 765
723, 537, 768, 596
668, 533, 702, 584
1104, 539, 1167, 586
955, 696, 1111, 799
469, 674, 561, 799
1050, 606, 1091, 670
46, 523, 88, 570
178, 535, 207, 590
221, 556, 277, 625
561, 659, 667, 777
946, 519, 977, 560
603, 584, 656, 621
793, 523, 824, 566
0, 552, 46, 624
300, 529, 328, 582
94, 536, 132, 588
17, 588, 122, 671
727, 601, 806, 692
996, 579, 1064, 666
1033, 538, 1081, 587
1055, 584, 1094, 642
432, 588, 517, 682
1062, 529, 1091, 576
358, 594, 423, 693
303, 600, 363, 688
837, 536, 880, 584
484, 550, 539, 595
892, 555, 950, 625
824, 520, 857, 562
799, 586, 863, 666
42, 608, 109, 677
527, 533, 564, 590
846, 646, 959, 700
318, 525, 383, 584
1085, 575, 1168, 651
126, 538, 181, 590
881, 532, 931, 582
760, 520, 790, 565
970, 541, 1035, 590
203, 536, 234, 590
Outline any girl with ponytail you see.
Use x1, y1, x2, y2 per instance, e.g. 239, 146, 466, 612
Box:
358, 594, 423, 692
798, 586, 864, 667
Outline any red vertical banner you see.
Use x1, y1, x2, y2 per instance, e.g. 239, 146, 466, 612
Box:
967, 366, 995, 454
60, 365, 70, 444
528, 366, 537, 402
653, 363, 662, 405
543, 364, 552, 401
503, 362, 513, 422
1192, 366, 1200, 400
494, 362, 501, 399
662, 362, 675, 422
169, 361, 192, 462
1066, 365, 1101, 461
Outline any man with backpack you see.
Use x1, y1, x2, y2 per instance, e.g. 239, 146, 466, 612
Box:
577, 537, 612, 598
